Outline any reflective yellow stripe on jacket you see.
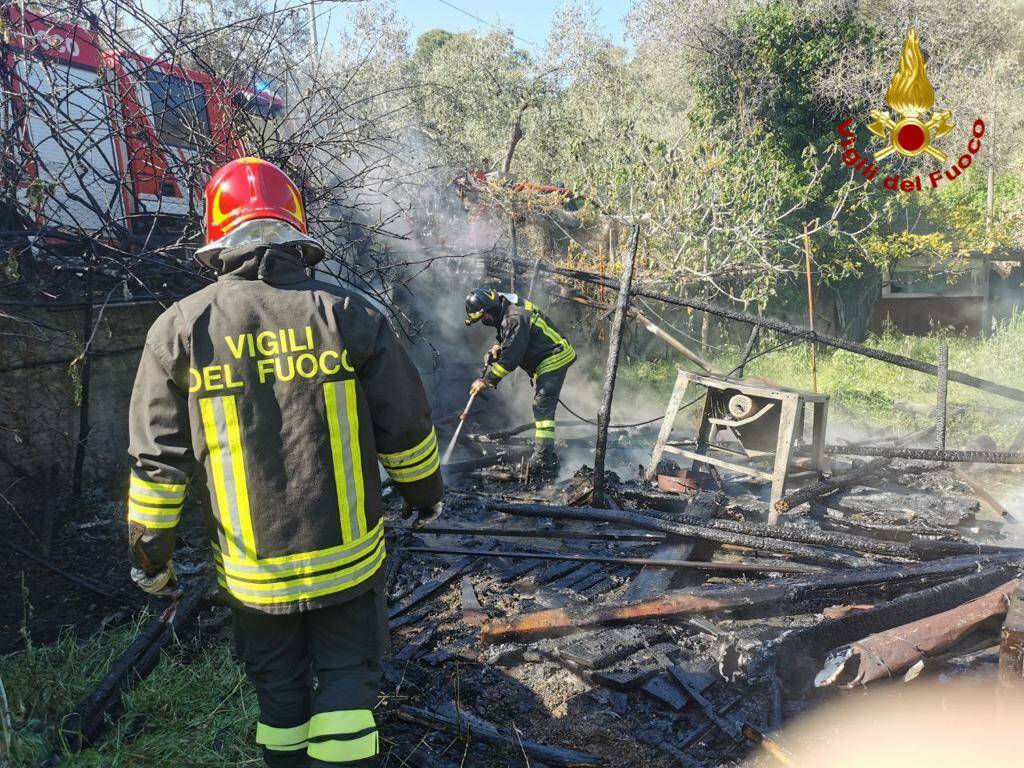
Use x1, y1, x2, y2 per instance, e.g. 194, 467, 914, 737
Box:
214, 520, 385, 607
529, 309, 576, 377
127, 473, 185, 529
534, 344, 576, 377
324, 380, 367, 542
379, 428, 439, 484
200, 395, 257, 560
535, 419, 556, 440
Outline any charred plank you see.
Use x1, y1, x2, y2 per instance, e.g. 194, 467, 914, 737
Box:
816, 579, 1017, 689
398, 545, 821, 575
492, 500, 874, 567
481, 555, 1012, 644
749, 563, 1021, 692
998, 578, 1024, 693
773, 457, 890, 514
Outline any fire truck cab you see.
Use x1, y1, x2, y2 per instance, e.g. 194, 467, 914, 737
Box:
2, 7, 285, 243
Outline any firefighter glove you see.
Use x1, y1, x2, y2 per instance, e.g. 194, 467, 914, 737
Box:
131, 562, 177, 596
470, 378, 492, 397
484, 344, 501, 366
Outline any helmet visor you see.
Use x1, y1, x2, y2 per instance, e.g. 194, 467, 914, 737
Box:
465, 309, 485, 325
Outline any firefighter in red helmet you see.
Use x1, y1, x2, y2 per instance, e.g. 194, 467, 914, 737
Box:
127, 158, 442, 767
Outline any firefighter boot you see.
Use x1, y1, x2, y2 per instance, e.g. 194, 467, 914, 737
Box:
528, 440, 560, 484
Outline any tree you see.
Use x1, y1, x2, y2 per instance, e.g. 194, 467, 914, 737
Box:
414, 28, 454, 64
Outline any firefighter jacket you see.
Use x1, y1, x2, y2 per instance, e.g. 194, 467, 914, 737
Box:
127, 244, 442, 614
483, 298, 575, 387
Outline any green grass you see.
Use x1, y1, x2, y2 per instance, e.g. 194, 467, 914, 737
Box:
1, 622, 260, 767
624, 315, 1024, 447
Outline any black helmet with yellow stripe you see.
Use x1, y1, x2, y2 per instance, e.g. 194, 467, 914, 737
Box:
465, 288, 504, 326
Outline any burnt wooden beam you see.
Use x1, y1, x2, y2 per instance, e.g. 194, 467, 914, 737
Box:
593, 225, 639, 507
396, 704, 600, 767
678, 512, 915, 560
481, 555, 1008, 644
826, 445, 1024, 464
748, 563, 1022, 693
998, 578, 1024, 693
399, 545, 820, 575
405, 523, 667, 544
491, 500, 874, 568
56, 582, 210, 754
671, 512, 1019, 561
816, 578, 1017, 689
774, 456, 890, 514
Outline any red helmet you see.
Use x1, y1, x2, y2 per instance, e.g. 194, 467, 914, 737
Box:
203, 158, 307, 244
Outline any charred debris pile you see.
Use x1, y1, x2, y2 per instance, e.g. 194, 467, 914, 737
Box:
370, 239, 1024, 767
373, 455, 1022, 767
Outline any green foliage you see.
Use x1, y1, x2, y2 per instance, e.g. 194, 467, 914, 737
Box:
414, 29, 454, 63
1, 625, 258, 767
407, 0, 1022, 306
413, 30, 547, 172
691, 3, 880, 154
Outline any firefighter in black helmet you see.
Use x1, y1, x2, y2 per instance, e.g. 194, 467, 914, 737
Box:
465, 288, 575, 482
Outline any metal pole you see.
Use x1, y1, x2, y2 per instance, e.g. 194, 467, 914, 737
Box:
936, 343, 949, 451
592, 225, 639, 507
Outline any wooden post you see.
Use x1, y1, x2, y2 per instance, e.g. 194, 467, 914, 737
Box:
646, 370, 690, 482
767, 395, 800, 524
592, 225, 639, 507
803, 224, 817, 393
998, 578, 1024, 694
935, 343, 948, 451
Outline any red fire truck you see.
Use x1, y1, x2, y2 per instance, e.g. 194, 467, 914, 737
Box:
2, 6, 284, 240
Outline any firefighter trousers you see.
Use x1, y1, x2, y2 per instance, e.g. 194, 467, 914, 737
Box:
233, 586, 390, 768
532, 365, 569, 443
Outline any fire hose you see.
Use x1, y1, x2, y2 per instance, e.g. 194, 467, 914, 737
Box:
441, 363, 492, 466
